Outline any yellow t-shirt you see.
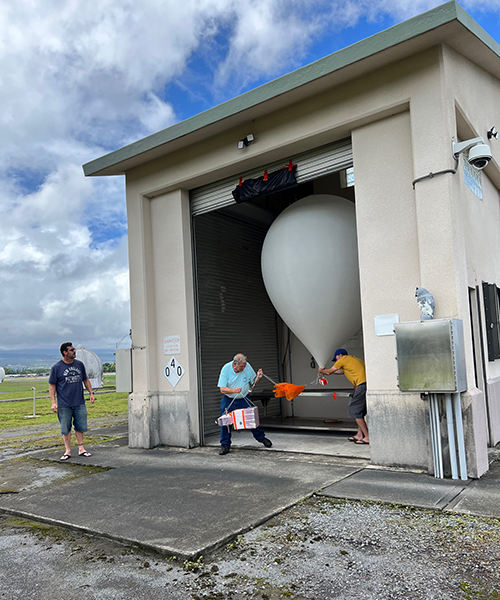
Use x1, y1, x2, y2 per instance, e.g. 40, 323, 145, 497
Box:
334, 355, 366, 387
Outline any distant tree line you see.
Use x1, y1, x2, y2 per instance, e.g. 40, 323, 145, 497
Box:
3, 363, 115, 375
4, 367, 50, 375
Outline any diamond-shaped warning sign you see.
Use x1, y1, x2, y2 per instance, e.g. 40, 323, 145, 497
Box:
163, 357, 185, 388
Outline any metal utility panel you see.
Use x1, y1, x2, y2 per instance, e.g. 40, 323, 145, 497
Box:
116, 349, 132, 393
395, 319, 467, 393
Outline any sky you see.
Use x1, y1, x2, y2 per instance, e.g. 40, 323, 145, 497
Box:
1, 0, 499, 351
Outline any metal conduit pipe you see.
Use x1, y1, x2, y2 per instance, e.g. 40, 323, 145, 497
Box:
453, 392, 468, 480
428, 398, 435, 473
436, 394, 444, 478
435, 394, 444, 479
445, 393, 459, 480
428, 395, 438, 477
429, 394, 444, 479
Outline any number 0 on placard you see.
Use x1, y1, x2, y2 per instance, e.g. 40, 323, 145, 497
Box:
163, 357, 185, 388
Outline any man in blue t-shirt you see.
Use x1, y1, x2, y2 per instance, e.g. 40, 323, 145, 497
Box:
49, 342, 95, 461
217, 353, 272, 455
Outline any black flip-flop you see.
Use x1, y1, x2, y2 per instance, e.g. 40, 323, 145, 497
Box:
355, 439, 369, 445
60, 454, 71, 461
78, 451, 92, 458
348, 436, 359, 442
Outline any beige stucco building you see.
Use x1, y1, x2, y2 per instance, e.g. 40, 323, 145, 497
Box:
84, 1, 500, 478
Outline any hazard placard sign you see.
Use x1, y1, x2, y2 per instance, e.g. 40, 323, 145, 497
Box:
163, 357, 185, 388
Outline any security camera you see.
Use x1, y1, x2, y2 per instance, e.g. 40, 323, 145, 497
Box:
452, 137, 492, 170
467, 143, 492, 170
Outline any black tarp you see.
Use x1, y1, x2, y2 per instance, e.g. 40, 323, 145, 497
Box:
232, 164, 297, 203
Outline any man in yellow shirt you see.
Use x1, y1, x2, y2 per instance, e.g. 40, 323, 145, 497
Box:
318, 349, 369, 444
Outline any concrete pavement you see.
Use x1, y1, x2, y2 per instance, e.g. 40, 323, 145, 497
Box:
0, 425, 498, 559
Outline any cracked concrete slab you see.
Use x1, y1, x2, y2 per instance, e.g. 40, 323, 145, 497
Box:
319, 469, 470, 510
0, 446, 364, 558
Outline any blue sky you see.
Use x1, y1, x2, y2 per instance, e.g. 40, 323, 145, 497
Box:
0, 0, 499, 350
166, 3, 500, 122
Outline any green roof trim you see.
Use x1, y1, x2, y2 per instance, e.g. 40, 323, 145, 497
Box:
83, 1, 499, 177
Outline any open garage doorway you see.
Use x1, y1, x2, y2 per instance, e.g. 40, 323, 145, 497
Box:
191, 143, 366, 453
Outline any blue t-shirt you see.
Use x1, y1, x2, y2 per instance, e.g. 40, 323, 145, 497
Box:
49, 359, 88, 407
217, 362, 257, 398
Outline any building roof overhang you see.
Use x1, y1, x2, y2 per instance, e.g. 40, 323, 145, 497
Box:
83, 1, 500, 177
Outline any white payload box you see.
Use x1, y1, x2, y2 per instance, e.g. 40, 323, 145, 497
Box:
217, 406, 260, 430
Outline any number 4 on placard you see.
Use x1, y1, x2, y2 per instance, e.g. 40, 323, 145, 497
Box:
163, 357, 185, 388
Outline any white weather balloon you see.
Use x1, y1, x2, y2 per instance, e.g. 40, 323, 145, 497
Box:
0, 367, 5, 383
261, 194, 361, 368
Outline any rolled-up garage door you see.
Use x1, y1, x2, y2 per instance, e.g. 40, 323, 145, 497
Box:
191, 138, 352, 217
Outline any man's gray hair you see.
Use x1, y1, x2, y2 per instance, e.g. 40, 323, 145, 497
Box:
233, 353, 247, 365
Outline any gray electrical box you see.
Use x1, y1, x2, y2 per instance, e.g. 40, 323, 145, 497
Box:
394, 319, 467, 393
116, 348, 132, 393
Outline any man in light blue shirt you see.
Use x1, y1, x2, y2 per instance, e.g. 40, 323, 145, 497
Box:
217, 353, 272, 455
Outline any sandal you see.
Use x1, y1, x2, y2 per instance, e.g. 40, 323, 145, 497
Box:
78, 444, 92, 457
60, 454, 71, 461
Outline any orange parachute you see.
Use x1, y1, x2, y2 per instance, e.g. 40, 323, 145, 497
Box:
273, 382, 306, 401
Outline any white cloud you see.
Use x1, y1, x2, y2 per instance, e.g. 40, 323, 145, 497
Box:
215, 0, 320, 89
0, 161, 130, 349
137, 93, 176, 136
0, 0, 236, 349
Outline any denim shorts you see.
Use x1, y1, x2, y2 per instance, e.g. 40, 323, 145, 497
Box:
57, 404, 88, 435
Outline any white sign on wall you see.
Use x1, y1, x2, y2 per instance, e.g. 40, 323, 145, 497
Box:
164, 335, 181, 355
374, 314, 399, 336
163, 357, 185, 388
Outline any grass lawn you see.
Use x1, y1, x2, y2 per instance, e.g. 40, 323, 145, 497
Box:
0, 392, 128, 430
0, 374, 117, 401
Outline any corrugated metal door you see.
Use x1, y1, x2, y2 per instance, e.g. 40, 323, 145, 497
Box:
193, 212, 281, 438
191, 138, 352, 216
